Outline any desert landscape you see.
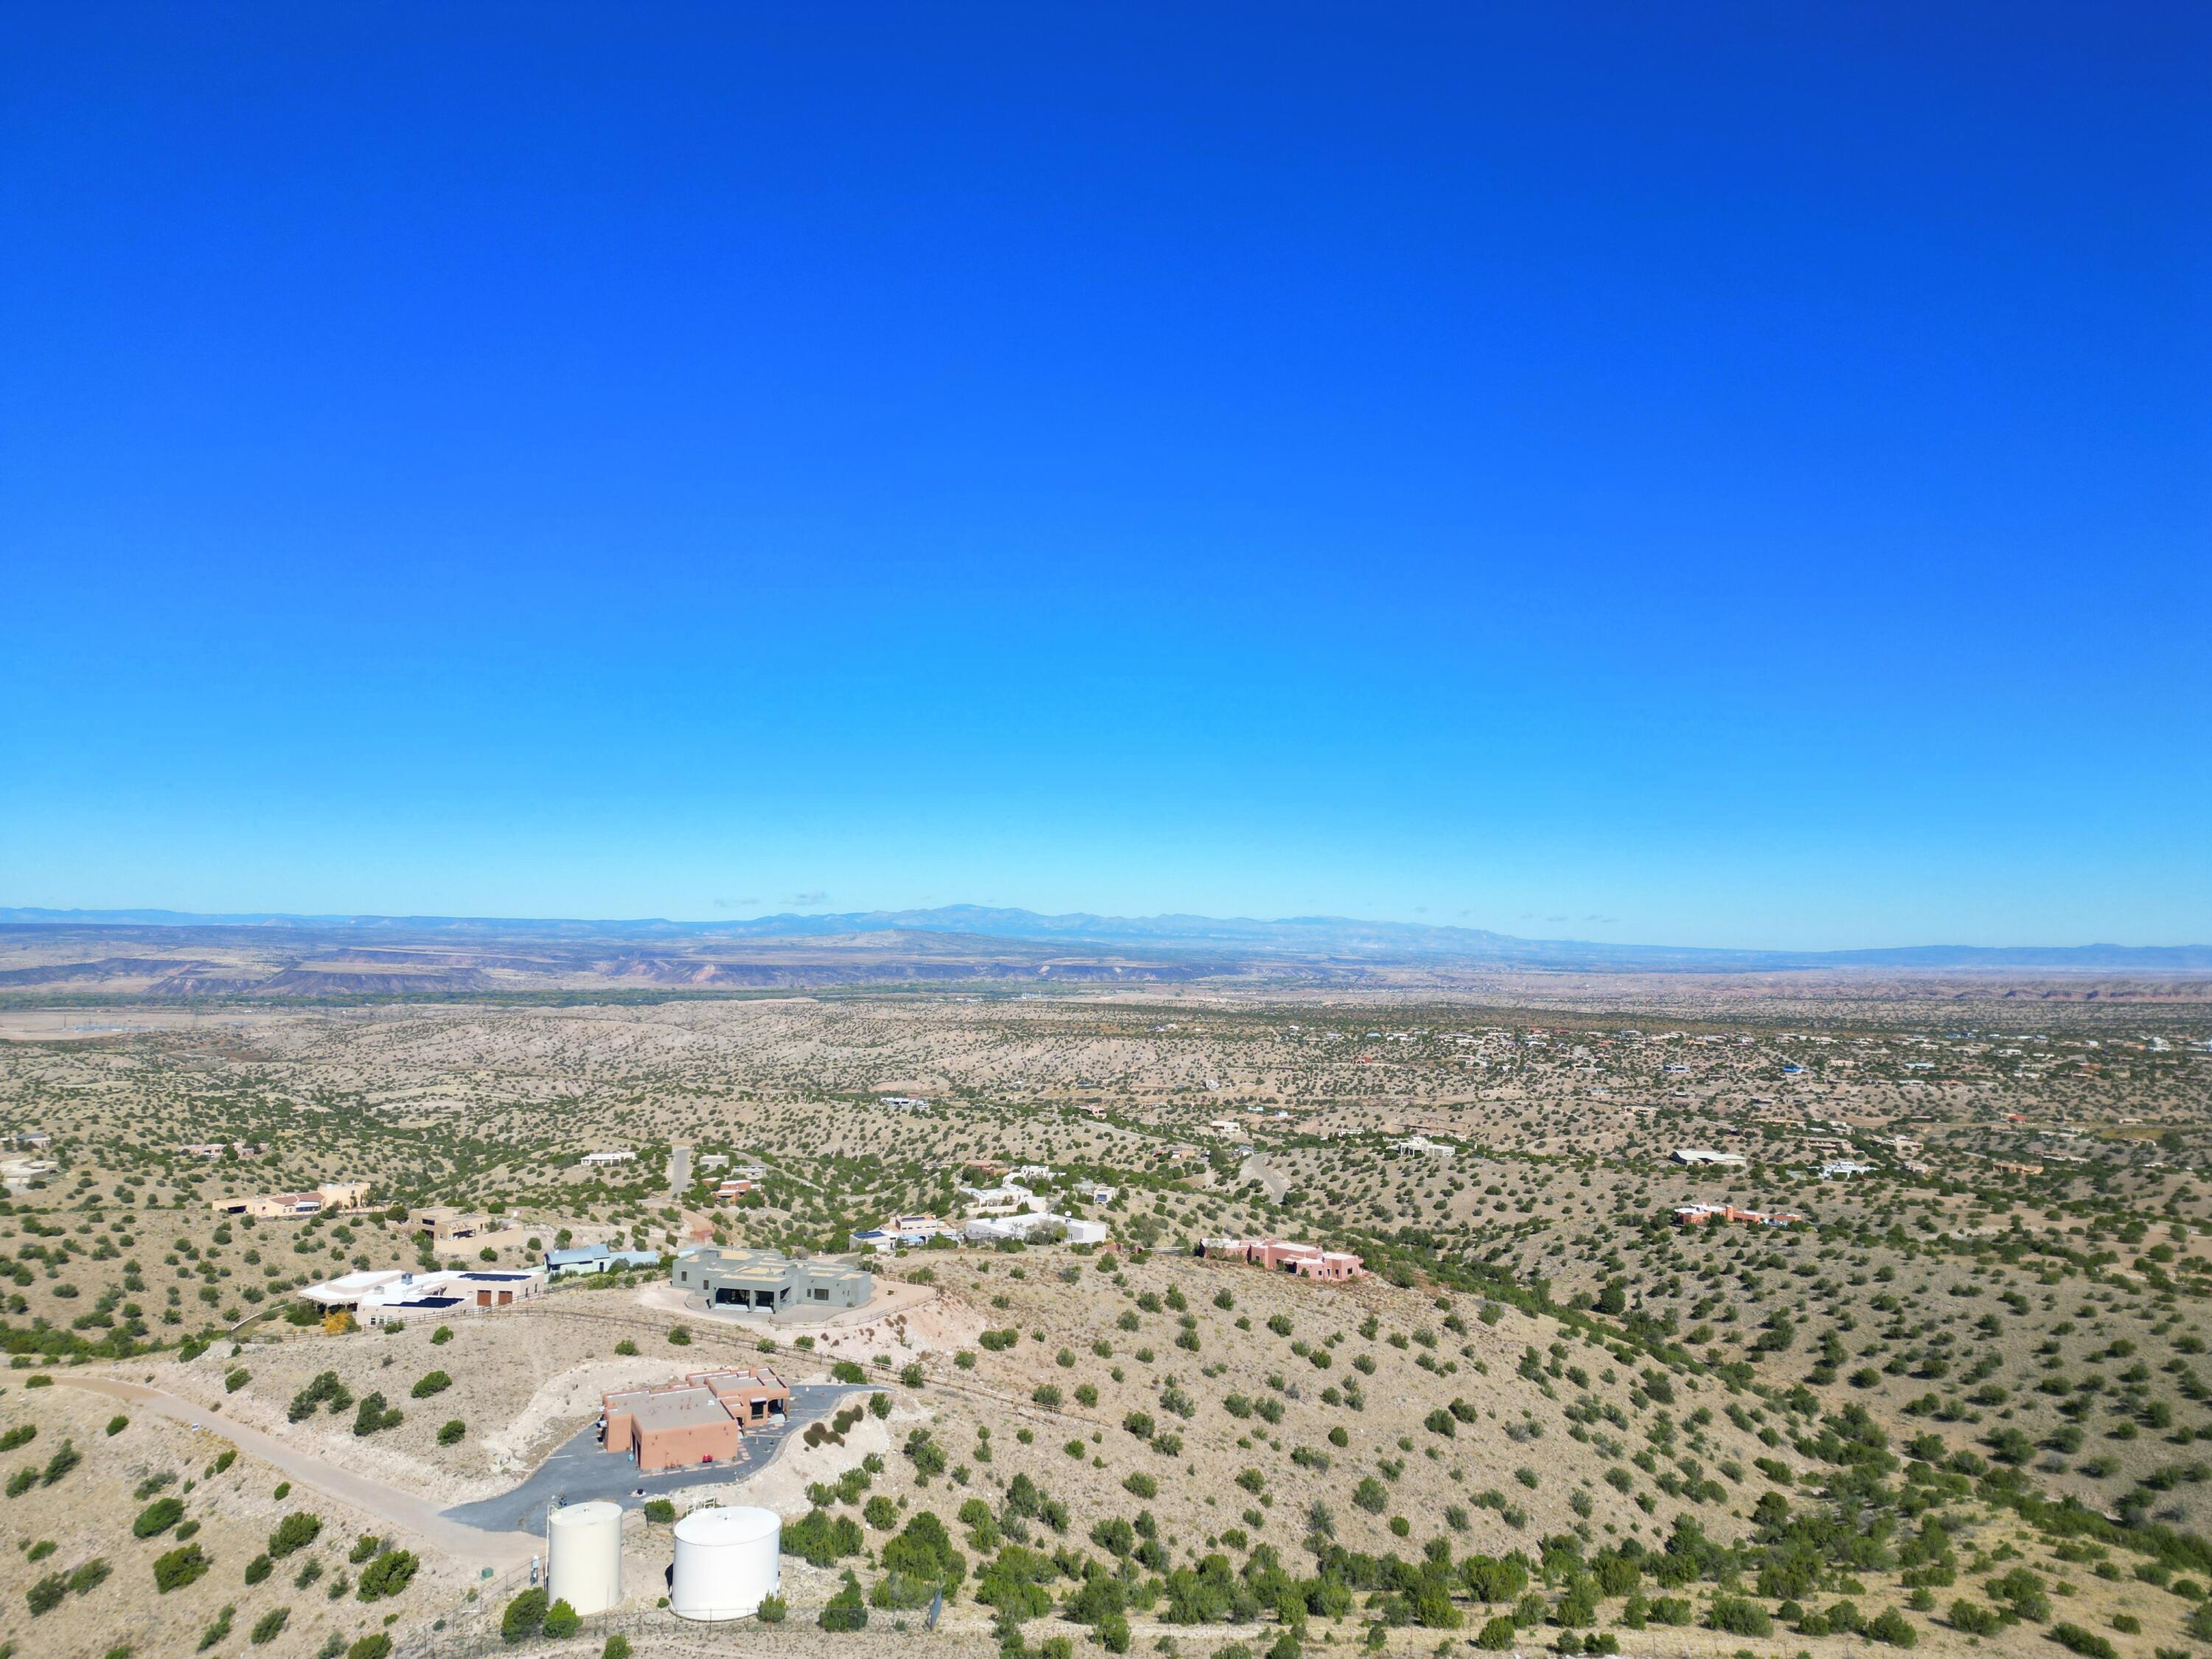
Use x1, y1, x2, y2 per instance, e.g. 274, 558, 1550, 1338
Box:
4, 928, 2211, 1659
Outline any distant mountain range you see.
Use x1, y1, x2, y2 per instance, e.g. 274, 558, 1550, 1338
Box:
4, 905, 2208, 972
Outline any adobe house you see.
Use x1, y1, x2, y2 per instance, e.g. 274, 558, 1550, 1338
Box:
407, 1206, 501, 1242
599, 1367, 788, 1470
605, 1387, 740, 1471
1670, 1203, 1804, 1229
1197, 1237, 1366, 1281
696, 1367, 791, 1425
209, 1180, 372, 1221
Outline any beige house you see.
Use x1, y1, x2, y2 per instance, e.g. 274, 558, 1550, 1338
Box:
210, 1180, 371, 1221
407, 1206, 501, 1242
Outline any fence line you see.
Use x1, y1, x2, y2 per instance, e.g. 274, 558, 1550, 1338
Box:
394, 1592, 844, 1658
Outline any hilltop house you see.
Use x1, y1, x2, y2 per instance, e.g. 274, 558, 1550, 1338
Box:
210, 1179, 372, 1221
672, 1247, 873, 1316
1672, 1202, 1805, 1228
961, 1184, 1047, 1217
850, 1214, 958, 1253
1198, 1237, 1365, 1282
406, 1206, 503, 1242
600, 1367, 789, 1471
299, 1265, 544, 1326
545, 1243, 663, 1276
964, 1213, 1109, 1246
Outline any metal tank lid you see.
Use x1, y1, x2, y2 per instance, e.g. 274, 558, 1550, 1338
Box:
547, 1500, 624, 1528
673, 1505, 779, 1545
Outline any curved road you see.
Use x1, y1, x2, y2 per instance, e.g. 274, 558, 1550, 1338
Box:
1239, 1151, 1290, 1203
55, 1377, 539, 1571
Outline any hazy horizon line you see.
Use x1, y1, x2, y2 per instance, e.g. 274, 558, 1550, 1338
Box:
4, 902, 2207, 962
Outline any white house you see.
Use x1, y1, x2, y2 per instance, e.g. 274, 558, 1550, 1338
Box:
299, 1267, 546, 1326
850, 1214, 958, 1253
961, 1184, 1048, 1217
963, 1213, 1106, 1246
1672, 1148, 1747, 1168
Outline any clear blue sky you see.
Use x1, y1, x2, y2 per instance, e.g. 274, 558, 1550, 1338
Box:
4, 4, 2206, 949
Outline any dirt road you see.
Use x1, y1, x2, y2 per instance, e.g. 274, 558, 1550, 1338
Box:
55, 1376, 540, 1571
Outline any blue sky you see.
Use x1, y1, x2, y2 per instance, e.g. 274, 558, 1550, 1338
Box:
4, 3, 2206, 949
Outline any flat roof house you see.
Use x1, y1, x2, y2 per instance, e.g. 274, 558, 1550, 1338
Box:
1672, 1202, 1806, 1228
600, 1366, 789, 1471
299, 1266, 544, 1326
407, 1206, 497, 1242
212, 1191, 325, 1220
851, 1213, 954, 1252
546, 1243, 662, 1276
1199, 1237, 1365, 1281
619, 1388, 738, 1470
963, 1213, 1110, 1247
210, 1180, 373, 1221
961, 1184, 1046, 1217
1672, 1148, 1747, 1168
672, 1248, 872, 1316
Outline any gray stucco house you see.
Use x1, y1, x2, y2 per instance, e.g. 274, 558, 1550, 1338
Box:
672, 1246, 873, 1316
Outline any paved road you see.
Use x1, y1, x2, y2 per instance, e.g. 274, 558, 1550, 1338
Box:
54, 1377, 539, 1571
440, 1382, 874, 1534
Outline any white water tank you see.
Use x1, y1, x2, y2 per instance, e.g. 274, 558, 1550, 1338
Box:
670, 1505, 780, 1621
546, 1500, 623, 1616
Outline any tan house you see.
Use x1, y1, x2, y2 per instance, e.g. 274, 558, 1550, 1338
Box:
210, 1180, 372, 1221
407, 1206, 500, 1242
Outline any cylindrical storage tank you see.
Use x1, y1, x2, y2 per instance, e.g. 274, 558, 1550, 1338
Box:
546, 1500, 623, 1616
670, 1505, 780, 1621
